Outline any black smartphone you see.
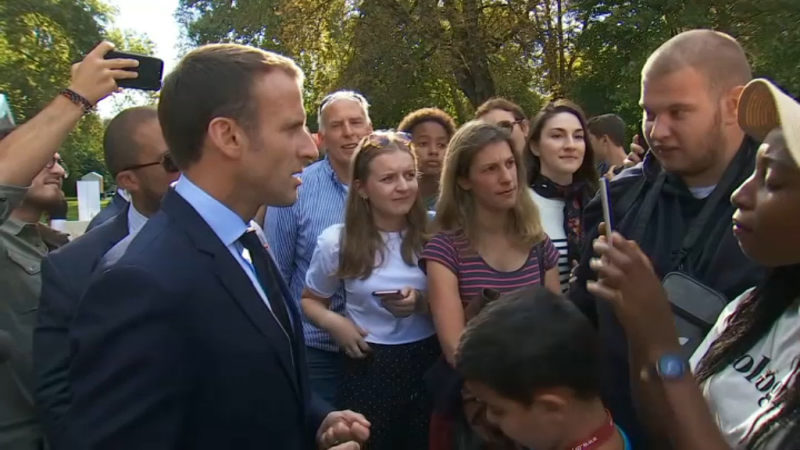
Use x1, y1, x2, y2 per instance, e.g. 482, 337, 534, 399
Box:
636, 120, 650, 152
372, 290, 401, 297
104, 50, 164, 91
0, 93, 15, 135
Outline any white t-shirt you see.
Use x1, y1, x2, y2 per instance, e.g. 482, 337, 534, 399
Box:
305, 224, 436, 345
529, 190, 569, 292
690, 288, 800, 449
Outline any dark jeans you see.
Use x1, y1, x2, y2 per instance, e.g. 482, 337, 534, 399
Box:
306, 346, 343, 407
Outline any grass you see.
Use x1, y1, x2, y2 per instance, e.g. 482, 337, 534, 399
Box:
66, 197, 110, 221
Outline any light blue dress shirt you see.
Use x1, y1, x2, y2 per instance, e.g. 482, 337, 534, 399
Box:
266, 157, 348, 352
174, 175, 271, 311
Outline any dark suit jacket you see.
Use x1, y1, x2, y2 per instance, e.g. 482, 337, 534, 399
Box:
85, 193, 127, 233
34, 207, 129, 447
66, 190, 331, 450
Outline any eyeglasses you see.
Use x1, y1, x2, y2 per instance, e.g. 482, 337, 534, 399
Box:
496, 118, 524, 132
359, 131, 412, 150
120, 152, 179, 174
46, 156, 68, 178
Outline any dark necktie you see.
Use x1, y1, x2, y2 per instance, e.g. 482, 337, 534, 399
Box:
239, 230, 293, 336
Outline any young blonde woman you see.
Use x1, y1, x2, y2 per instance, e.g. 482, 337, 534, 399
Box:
302, 131, 439, 450
420, 121, 562, 449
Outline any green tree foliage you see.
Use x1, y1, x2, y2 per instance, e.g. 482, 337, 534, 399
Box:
0, 0, 157, 195
178, 0, 796, 139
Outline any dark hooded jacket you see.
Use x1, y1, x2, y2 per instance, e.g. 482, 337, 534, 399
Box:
569, 137, 765, 448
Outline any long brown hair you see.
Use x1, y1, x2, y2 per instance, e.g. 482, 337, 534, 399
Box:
337, 131, 430, 280
434, 120, 546, 248
527, 99, 599, 191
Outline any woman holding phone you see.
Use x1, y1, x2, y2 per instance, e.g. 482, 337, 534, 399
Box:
301, 131, 438, 450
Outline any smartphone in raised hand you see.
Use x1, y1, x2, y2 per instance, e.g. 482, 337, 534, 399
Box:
103, 50, 164, 91
599, 176, 614, 242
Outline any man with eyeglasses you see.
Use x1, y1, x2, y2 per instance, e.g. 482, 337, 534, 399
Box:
267, 90, 373, 406
33, 106, 180, 446
0, 41, 139, 450
474, 98, 531, 155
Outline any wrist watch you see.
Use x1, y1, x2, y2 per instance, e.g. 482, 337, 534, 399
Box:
653, 353, 690, 381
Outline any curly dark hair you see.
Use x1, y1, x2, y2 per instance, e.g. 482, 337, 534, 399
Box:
397, 108, 457, 138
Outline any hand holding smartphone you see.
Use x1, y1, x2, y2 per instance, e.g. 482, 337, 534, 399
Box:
103, 50, 164, 91
599, 177, 614, 242
372, 290, 402, 298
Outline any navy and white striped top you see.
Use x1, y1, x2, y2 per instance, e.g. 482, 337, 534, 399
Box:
266, 157, 348, 352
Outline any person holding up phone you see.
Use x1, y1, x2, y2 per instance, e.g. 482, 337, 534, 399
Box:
0, 41, 138, 450
302, 131, 439, 450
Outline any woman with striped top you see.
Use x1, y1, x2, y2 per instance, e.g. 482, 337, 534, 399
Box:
526, 100, 599, 292
419, 121, 561, 449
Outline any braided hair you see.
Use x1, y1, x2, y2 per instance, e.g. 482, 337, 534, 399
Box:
693, 264, 800, 449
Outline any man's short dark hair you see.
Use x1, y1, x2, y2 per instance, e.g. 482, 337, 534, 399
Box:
103, 106, 159, 176
474, 98, 527, 122
587, 114, 627, 147
158, 44, 303, 170
456, 286, 601, 405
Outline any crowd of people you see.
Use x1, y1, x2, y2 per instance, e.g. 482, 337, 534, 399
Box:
1, 27, 799, 450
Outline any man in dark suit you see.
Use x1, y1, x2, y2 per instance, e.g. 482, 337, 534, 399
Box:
66, 44, 370, 450
33, 106, 179, 446
84, 190, 126, 232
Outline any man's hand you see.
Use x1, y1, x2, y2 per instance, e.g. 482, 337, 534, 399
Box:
317, 410, 370, 450
622, 134, 647, 169
68, 41, 140, 105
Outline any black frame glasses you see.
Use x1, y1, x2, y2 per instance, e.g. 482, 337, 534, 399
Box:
46, 156, 68, 178
120, 152, 179, 173
496, 118, 524, 132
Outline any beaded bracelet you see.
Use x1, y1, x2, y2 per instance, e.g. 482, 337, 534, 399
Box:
59, 89, 94, 114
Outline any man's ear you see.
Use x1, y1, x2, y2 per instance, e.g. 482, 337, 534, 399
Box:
115, 171, 138, 194
520, 119, 530, 137
724, 85, 746, 126
207, 117, 247, 160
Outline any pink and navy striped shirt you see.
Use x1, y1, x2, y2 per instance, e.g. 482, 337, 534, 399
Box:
419, 230, 560, 306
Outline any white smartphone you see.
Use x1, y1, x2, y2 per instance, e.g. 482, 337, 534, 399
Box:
0, 93, 15, 135
599, 177, 613, 241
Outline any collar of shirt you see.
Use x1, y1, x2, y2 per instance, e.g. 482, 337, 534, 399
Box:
320, 156, 348, 190
1, 216, 32, 237
173, 175, 248, 247
127, 202, 149, 236
117, 188, 131, 202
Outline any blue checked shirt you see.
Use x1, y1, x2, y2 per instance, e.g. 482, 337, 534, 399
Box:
266, 157, 348, 352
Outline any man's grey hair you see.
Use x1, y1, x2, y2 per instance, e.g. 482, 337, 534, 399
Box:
317, 90, 371, 131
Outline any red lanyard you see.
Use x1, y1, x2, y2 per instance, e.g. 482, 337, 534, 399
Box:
565, 410, 616, 450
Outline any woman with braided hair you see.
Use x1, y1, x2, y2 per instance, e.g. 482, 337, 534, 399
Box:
587, 78, 800, 450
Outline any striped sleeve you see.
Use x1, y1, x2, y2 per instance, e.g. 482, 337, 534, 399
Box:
542, 236, 560, 271
419, 232, 458, 275
265, 204, 298, 283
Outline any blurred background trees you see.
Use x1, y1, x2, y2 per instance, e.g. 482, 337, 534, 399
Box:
2, 0, 798, 187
